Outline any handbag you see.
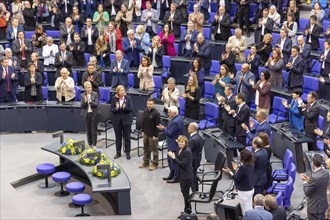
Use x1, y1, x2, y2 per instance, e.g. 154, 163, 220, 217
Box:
180, 211, 198, 220
30, 85, 37, 97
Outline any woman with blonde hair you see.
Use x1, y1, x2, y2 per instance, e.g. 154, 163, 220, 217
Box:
256, 33, 273, 65
95, 35, 111, 67
147, 36, 163, 69
137, 55, 154, 91
287, 0, 300, 23
269, 5, 281, 29
182, 75, 200, 120
265, 48, 285, 87
54, 67, 75, 102
111, 85, 133, 160
135, 25, 150, 55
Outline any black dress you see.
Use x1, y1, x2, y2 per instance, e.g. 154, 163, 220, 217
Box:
24, 72, 44, 102
184, 87, 201, 120
256, 42, 272, 65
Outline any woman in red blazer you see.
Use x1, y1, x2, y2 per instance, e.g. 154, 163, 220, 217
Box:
104, 21, 123, 53
158, 23, 177, 57
250, 70, 272, 114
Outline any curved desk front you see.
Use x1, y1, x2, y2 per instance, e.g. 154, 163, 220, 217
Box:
42, 142, 131, 215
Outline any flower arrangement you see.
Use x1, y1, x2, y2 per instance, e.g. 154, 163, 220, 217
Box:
78, 148, 108, 165
92, 160, 121, 178
58, 138, 85, 155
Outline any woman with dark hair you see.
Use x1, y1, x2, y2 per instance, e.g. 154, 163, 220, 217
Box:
212, 64, 230, 98
258, 132, 273, 191
137, 55, 155, 91
49, 6, 61, 30
95, 35, 111, 67
286, 0, 300, 23
93, 4, 110, 34
282, 13, 298, 45
147, 36, 163, 69
220, 43, 237, 74
250, 70, 272, 114
256, 33, 273, 65
31, 25, 47, 56
182, 75, 201, 120
24, 63, 44, 102
71, 5, 85, 34
187, 58, 205, 92
159, 23, 176, 56
223, 149, 255, 215
266, 48, 285, 87
246, 44, 261, 80
168, 135, 193, 215
310, 2, 325, 27
282, 88, 305, 131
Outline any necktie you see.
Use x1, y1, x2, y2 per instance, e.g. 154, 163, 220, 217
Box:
65, 0, 67, 14
307, 104, 312, 112
75, 19, 79, 33
62, 52, 65, 64
238, 74, 244, 93
5, 68, 10, 92
21, 40, 25, 59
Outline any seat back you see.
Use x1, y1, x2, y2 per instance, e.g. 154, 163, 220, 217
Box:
204, 81, 214, 99
288, 162, 296, 183
84, 53, 90, 64
42, 86, 48, 101
43, 72, 48, 86
299, 18, 309, 32
235, 63, 242, 72
244, 49, 251, 59
319, 38, 325, 52
163, 55, 171, 70
98, 104, 112, 123
25, 31, 34, 39
153, 75, 163, 99
283, 149, 293, 170
204, 102, 219, 120
283, 176, 294, 208
272, 33, 280, 47
214, 151, 226, 172
136, 110, 144, 130
318, 115, 324, 130
282, 71, 289, 88
208, 177, 220, 202
179, 96, 185, 116
74, 86, 81, 101
311, 59, 321, 75
203, 27, 211, 40
210, 60, 220, 75
275, 192, 283, 206
301, 76, 319, 101
128, 73, 135, 88
45, 30, 60, 38
272, 96, 287, 116
99, 87, 110, 103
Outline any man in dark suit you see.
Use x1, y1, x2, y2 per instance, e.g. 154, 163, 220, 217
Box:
315, 111, 330, 155
0, 57, 18, 102
192, 33, 212, 75
80, 17, 99, 54
320, 39, 330, 77
164, 3, 182, 38
12, 31, 32, 68
297, 35, 312, 73
215, 0, 231, 12
157, 106, 184, 183
187, 122, 204, 192
6, 18, 24, 49
304, 15, 322, 51
299, 91, 320, 151
211, 6, 231, 42
180, 21, 198, 57
23, 1, 37, 31
110, 50, 130, 87
255, 8, 274, 44
225, 93, 250, 148
70, 32, 87, 67
264, 194, 287, 220
31, 52, 45, 82
82, 63, 103, 96
60, 17, 75, 47
198, 0, 210, 22
81, 0, 97, 19
275, 28, 292, 64
230, 63, 255, 107
58, 0, 74, 21
252, 137, 268, 195
235, 0, 251, 37
122, 29, 143, 67
160, 0, 172, 23
243, 110, 272, 141
301, 154, 329, 220
244, 194, 273, 220
286, 46, 305, 90
54, 42, 74, 78
217, 84, 236, 136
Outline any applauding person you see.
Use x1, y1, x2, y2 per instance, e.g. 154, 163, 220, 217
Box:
137, 56, 155, 91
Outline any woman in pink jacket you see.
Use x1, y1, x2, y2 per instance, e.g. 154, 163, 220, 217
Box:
159, 23, 177, 57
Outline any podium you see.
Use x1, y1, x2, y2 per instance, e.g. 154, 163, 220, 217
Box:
215, 197, 242, 220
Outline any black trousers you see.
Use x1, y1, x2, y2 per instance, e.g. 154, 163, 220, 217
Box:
306, 132, 318, 151
237, 7, 250, 32
85, 112, 98, 146
180, 179, 192, 214
113, 120, 131, 154
223, 121, 235, 137
191, 166, 199, 192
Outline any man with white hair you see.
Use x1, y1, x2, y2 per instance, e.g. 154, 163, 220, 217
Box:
297, 35, 312, 73
42, 37, 59, 67
122, 29, 143, 67
4, 48, 19, 71
193, 33, 211, 75
157, 106, 184, 183
110, 50, 130, 87
243, 194, 272, 220
187, 122, 204, 191
23, 1, 37, 31
180, 21, 198, 57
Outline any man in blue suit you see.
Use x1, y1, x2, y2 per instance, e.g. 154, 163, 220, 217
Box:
122, 29, 143, 67
157, 106, 184, 183
81, 0, 97, 19
6, 18, 24, 49
252, 136, 268, 195
187, 122, 204, 191
230, 63, 255, 107
243, 110, 272, 141
297, 35, 312, 73
179, 21, 198, 57
110, 50, 130, 88
192, 33, 212, 75
0, 57, 18, 102
243, 194, 273, 220
275, 28, 292, 64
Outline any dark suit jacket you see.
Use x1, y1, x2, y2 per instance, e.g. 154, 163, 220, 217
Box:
256, 42, 272, 65
220, 51, 237, 74
6, 26, 24, 47
110, 59, 130, 87
50, 12, 61, 30
23, 71, 43, 102
234, 103, 250, 138
188, 132, 204, 169
164, 10, 182, 37
192, 40, 212, 71
211, 13, 231, 41
103, 0, 122, 14
270, 207, 287, 220
35, 61, 45, 82
235, 0, 251, 11
59, 25, 75, 44
304, 23, 322, 51
174, 146, 194, 180
81, 0, 97, 19
199, 0, 210, 20
286, 55, 304, 89
220, 94, 237, 126
255, 17, 274, 44
0, 66, 18, 99
122, 38, 143, 66
80, 26, 99, 49
54, 50, 74, 78
164, 115, 184, 151
247, 121, 272, 141
71, 41, 86, 67
82, 71, 103, 96
320, 49, 330, 74
300, 44, 312, 66
253, 148, 268, 187
12, 39, 32, 66
180, 29, 198, 54
304, 168, 329, 215
247, 54, 261, 77
80, 91, 100, 118
299, 102, 320, 134
110, 95, 133, 126
147, 46, 164, 69
275, 37, 292, 64
58, 0, 74, 19
231, 71, 255, 103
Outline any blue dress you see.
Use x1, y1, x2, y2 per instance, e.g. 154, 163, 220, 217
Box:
288, 99, 304, 131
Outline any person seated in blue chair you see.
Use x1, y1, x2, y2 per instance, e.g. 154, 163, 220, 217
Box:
122, 29, 143, 67
282, 88, 304, 131
110, 50, 130, 88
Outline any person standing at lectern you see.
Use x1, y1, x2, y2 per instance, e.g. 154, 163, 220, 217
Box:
81, 81, 100, 149
111, 85, 133, 160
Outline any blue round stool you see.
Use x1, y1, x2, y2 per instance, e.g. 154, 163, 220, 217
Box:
36, 163, 56, 188
72, 193, 92, 217
52, 171, 71, 197
66, 182, 85, 208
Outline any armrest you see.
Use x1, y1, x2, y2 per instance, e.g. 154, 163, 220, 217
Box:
275, 111, 286, 123
205, 117, 217, 128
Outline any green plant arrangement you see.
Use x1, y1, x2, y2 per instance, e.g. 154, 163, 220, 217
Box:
92, 160, 121, 178
58, 138, 85, 155
78, 148, 108, 165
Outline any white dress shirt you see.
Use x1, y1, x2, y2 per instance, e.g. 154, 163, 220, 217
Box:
42, 44, 59, 65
